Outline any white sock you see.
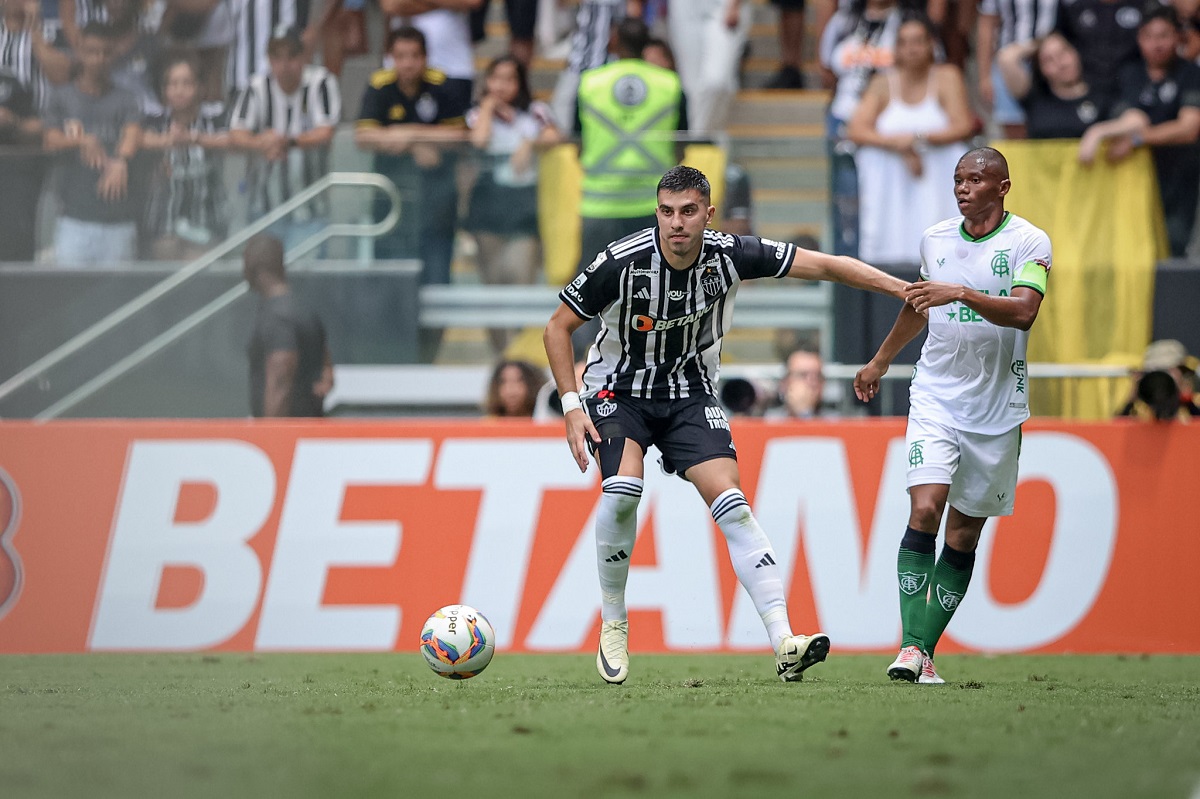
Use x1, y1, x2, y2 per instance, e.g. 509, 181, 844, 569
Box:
596, 476, 643, 622
711, 488, 793, 649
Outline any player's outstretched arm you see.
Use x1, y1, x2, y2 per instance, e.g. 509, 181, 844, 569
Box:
544, 304, 601, 473
854, 302, 928, 402
907, 283, 1043, 331
785, 249, 908, 299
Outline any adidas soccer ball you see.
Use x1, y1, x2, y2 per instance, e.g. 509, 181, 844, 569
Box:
420, 604, 496, 679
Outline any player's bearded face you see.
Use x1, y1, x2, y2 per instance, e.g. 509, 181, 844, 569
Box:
656, 190, 715, 261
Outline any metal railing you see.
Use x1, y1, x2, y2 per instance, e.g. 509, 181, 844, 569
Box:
0, 172, 401, 420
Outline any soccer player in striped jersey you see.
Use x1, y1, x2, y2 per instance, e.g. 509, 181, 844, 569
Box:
854, 147, 1051, 685
543, 165, 909, 684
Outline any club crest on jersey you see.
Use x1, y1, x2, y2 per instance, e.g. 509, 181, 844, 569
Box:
415, 93, 438, 123
991, 249, 1011, 276
595, 398, 617, 417
701, 272, 722, 296
585, 251, 608, 273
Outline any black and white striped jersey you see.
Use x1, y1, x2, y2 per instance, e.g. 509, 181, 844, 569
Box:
561, 228, 797, 400
229, 64, 340, 218
0, 21, 53, 109
227, 0, 312, 94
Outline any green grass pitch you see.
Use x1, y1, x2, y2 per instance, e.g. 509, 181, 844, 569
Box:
1, 653, 1197, 798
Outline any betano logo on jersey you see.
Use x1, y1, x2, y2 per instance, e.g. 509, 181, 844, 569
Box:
633, 304, 715, 332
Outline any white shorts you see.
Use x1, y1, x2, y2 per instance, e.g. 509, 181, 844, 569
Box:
905, 416, 1022, 518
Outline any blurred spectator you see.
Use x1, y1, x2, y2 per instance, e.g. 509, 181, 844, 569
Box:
466, 54, 561, 354
158, 0, 236, 101
575, 16, 685, 275
42, 22, 144, 265
483, 358, 545, 417
314, 0, 368, 77
975, 0, 1057, 138
1055, 0, 1151, 90
1116, 338, 1200, 421
470, 0, 538, 67
226, 0, 321, 97
100, 0, 163, 114
764, 347, 834, 419
641, 35, 754, 235
0, 63, 44, 260
229, 30, 340, 252
926, 0, 973, 69
141, 52, 230, 259
846, 14, 972, 264
821, 0, 918, 257
1078, 6, 1200, 257
764, 0, 817, 89
59, 0, 158, 56
243, 232, 333, 417
665, 0, 749, 133
0, 0, 71, 109
997, 33, 1111, 139
549, 0, 642, 133
355, 26, 468, 362
382, 0, 483, 113
356, 26, 467, 277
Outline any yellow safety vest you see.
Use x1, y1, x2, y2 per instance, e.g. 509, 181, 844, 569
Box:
577, 59, 682, 218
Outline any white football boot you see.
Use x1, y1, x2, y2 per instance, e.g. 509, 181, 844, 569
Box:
918, 654, 945, 684
776, 633, 831, 682
597, 620, 629, 684
887, 645, 925, 682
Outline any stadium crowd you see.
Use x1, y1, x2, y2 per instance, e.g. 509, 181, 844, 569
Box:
1, 0, 1196, 409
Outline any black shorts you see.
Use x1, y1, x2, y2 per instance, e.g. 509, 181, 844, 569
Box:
585, 391, 736, 478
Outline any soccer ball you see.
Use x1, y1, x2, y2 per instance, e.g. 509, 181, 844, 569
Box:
420, 604, 496, 679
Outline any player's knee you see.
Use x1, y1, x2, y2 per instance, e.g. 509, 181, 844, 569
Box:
908, 501, 944, 534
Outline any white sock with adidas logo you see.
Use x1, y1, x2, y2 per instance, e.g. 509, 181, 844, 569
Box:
596, 476, 643, 622
710, 488, 792, 649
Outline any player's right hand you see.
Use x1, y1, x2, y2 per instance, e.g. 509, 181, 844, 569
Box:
565, 409, 600, 473
854, 361, 887, 403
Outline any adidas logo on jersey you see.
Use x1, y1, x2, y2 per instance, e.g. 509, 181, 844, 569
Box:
633, 287, 651, 300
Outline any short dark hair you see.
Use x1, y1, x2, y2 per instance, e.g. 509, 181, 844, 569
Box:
614, 17, 649, 58
267, 30, 304, 58
387, 25, 427, 55
657, 166, 711, 203
244, 234, 286, 282
1140, 4, 1181, 31
643, 37, 676, 70
958, 146, 1010, 179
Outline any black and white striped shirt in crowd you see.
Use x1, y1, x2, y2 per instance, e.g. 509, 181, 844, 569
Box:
227, 0, 311, 93
0, 22, 49, 109
566, 0, 626, 74
561, 228, 798, 400
229, 65, 340, 218
978, 0, 1057, 47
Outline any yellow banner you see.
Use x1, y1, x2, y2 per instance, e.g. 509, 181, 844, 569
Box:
999, 139, 1166, 418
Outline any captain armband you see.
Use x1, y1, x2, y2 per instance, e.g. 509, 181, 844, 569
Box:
1012, 260, 1049, 295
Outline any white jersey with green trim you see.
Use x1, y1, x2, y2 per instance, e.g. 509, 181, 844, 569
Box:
910, 212, 1051, 434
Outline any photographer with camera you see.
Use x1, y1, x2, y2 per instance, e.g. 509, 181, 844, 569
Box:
1116, 339, 1200, 422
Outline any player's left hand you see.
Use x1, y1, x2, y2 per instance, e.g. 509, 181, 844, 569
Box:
565, 409, 600, 473
906, 281, 963, 313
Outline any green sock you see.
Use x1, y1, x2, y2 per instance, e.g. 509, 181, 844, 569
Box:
924, 544, 975, 658
897, 527, 936, 651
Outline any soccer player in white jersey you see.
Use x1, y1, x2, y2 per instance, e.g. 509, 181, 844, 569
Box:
854, 147, 1051, 685
543, 165, 909, 684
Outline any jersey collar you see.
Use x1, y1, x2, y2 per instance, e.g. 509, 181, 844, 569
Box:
959, 211, 1011, 243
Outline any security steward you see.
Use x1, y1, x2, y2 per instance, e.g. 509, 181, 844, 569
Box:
574, 17, 689, 275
